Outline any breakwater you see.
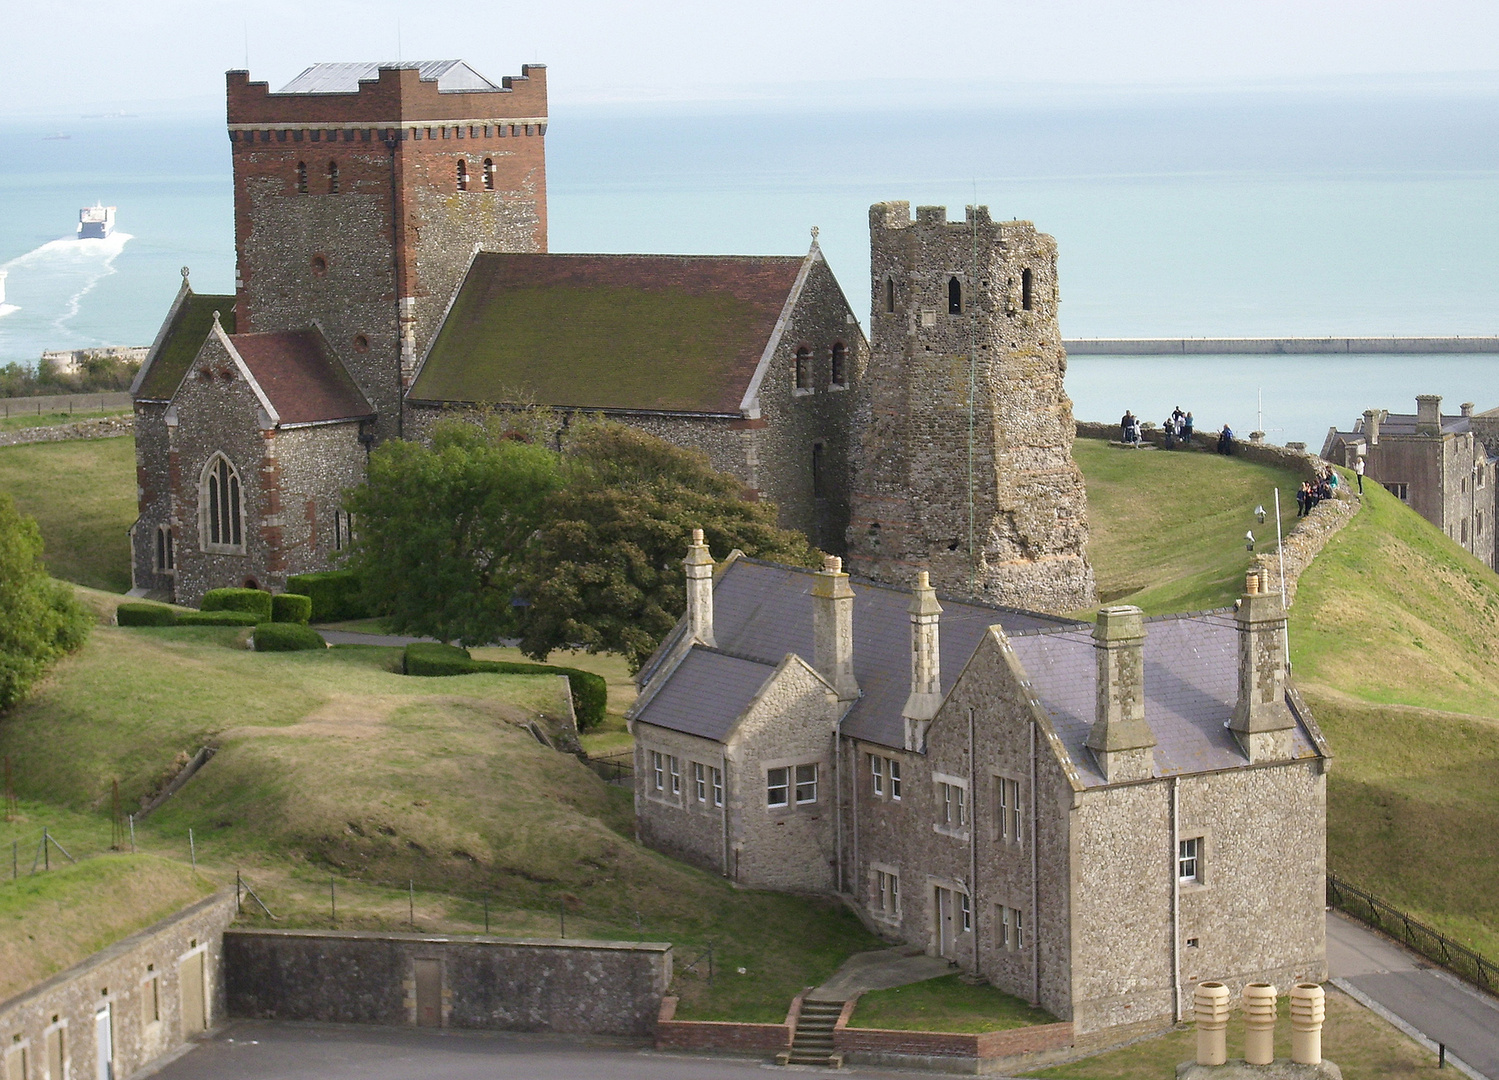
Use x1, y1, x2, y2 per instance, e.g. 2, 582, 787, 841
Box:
1064, 337, 1499, 355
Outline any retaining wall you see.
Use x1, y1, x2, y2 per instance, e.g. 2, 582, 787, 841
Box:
0, 415, 134, 448
224, 928, 671, 1038
0, 892, 237, 1080
653, 994, 794, 1054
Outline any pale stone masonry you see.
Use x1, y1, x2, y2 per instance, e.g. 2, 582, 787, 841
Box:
632, 545, 1330, 1037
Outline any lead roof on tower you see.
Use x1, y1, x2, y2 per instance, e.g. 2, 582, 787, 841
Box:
278, 61, 499, 94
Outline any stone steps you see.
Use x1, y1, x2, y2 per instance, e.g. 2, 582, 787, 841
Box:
780, 999, 845, 1068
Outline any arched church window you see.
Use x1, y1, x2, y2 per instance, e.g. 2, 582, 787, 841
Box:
885, 277, 895, 313
328, 160, 339, 194
1021, 268, 1034, 311
483, 158, 495, 190
457, 160, 468, 191
155, 525, 174, 572
296, 161, 308, 194
948, 276, 963, 315
201, 454, 244, 553
795, 347, 813, 391
831, 342, 847, 387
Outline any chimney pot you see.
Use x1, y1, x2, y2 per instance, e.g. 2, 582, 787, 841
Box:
1462, 402, 1476, 418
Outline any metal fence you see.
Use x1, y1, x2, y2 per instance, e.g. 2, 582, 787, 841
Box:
587, 752, 634, 786
1327, 872, 1497, 994
0, 392, 131, 417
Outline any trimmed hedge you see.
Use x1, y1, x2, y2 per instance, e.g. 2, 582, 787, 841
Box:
271, 593, 313, 625
116, 602, 176, 627
201, 587, 273, 621
252, 622, 326, 651
286, 569, 368, 623
402, 642, 608, 729
175, 610, 260, 627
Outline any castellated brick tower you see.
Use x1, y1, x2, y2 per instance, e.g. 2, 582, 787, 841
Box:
225, 61, 548, 441
846, 202, 1096, 613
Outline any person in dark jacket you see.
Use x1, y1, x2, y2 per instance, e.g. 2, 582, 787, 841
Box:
1218, 425, 1235, 455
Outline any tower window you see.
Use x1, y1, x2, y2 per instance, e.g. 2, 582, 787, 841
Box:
948, 276, 962, 315
795, 347, 812, 391
295, 161, 307, 194
201, 454, 244, 553
831, 342, 847, 387
155, 525, 174, 572
483, 158, 495, 190
1021, 268, 1034, 311
885, 277, 896, 313
327, 160, 339, 194
456, 160, 468, 191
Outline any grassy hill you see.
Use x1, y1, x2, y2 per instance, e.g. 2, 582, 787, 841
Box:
0, 622, 874, 1021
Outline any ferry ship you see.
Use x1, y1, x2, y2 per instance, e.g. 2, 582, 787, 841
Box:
78, 204, 115, 239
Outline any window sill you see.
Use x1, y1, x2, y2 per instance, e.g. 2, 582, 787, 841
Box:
200, 545, 247, 556
933, 825, 970, 841
828, 383, 849, 392
791, 387, 816, 398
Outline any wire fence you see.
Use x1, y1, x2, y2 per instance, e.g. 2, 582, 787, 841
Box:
586, 751, 634, 785
1327, 872, 1497, 994
0, 391, 131, 417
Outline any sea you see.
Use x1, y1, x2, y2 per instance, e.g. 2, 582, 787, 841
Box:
2, 85, 1497, 447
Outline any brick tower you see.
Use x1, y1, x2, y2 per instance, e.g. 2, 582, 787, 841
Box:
226, 61, 548, 440
846, 202, 1096, 613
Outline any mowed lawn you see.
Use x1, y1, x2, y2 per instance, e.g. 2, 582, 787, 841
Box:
0, 624, 876, 1022
1070, 437, 1302, 615
0, 435, 135, 591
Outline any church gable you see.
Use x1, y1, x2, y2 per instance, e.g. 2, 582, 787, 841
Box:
407, 252, 808, 413
133, 284, 237, 403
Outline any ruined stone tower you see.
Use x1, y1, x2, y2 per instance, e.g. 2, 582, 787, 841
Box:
226, 61, 548, 441
846, 202, 1096, 612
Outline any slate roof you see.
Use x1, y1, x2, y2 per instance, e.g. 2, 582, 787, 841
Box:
135, 292, 236, 402
1327, 411, 1478, 444
1006, 614, 1320, 787
229, 329, 374, 426
408, 253, 807, 414
279, 61, 499, 94
633, 646, 778, 743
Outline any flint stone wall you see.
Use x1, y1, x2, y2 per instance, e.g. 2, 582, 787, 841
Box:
223, 928, 671, 1037
0, 415, 133, 447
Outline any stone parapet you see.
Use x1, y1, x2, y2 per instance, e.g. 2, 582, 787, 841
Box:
1254, 493, 1360, 607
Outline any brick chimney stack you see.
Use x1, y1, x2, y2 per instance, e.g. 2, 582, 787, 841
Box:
1229, 570, 1295, 763
1086, 605, 1156, 782
812, 555, 859, 701
684, 528, 714, 647
1416, 394, 1442, 436
902, 571, 943, 751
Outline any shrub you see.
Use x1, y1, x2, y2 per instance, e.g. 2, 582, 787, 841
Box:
116, 602, 176, 627
286, 570, 368, 623
271, 593, 313, 625
174, 610, 260, 627
201, 587, 273, 621
0, 494, 91, 709
252, 622, 326, 652
401, 642, 608, 729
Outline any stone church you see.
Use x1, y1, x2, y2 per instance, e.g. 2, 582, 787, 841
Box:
128, 59, 1092, 615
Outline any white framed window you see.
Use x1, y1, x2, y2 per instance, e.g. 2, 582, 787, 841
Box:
871, 754, 884, 796
693, 762, 707, 802
767, 767, 789, 807
998, 905, 1025, 951
651, 751, 664, 792
996, 776, 1022, 844
710, 766, 723, 807
890, 759, 902, 800
874, 868, 901, 918
199, 453, 245, 554
1179, 837, 1201, 883
1014, 907, 1025, 949
1000, 905, 1011, 950
795, 763, 818, 804
960, 892, 972, 933
668, 756, 681, 796
937, 778, 966, 828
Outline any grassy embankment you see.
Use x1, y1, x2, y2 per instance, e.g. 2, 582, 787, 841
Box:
850, 974, 1055, 1033
0, 611, 872, 1021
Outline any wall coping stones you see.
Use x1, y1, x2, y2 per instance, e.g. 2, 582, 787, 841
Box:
222, 927, 671, 953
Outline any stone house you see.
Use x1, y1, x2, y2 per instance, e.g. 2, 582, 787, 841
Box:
1321, 395, 1497, 569
630, 536, 1330, 1037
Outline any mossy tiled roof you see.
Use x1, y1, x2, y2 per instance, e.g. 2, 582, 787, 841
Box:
136, 292, 236, 401
409, 253, 806, 414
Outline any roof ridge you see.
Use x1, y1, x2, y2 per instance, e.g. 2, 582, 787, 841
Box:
688, 642, 779, 668
472, 251, 804, 263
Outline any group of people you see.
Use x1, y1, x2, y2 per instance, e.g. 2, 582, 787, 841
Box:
1118, 407, 1198, 448
1296, 468, 1341, 516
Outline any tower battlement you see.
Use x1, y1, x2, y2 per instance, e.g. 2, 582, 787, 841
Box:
848, 201, 1096, 613
226, 63, 546, 127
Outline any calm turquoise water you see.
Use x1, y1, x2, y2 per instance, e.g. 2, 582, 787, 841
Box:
1, 90, 1495, 445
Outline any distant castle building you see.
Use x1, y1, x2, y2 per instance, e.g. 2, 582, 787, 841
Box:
128, 61, 1093, 614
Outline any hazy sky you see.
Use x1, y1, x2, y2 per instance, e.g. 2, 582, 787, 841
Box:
6, 0, 1499, 117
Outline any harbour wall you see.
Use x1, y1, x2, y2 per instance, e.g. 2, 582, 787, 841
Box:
1064, 337, 1499, 355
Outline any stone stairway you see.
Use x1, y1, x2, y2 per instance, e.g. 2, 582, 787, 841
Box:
780, 998, 844, 1068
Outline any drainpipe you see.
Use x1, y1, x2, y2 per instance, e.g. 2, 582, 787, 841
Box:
835, 714, 844, 894
852, 741, 860, 904
1171, 775, 1182, 1022
1030, 719, 1040, 1006
720, 751, 730, 878
969, 705, 979, 974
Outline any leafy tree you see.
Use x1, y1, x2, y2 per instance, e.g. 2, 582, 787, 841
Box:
516, 423, 820, 670
345, 417, 561, 645
0, 494, 90, 710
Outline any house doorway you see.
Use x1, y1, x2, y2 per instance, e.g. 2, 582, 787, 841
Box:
94, 1005, 113, 1080
415, 959, 442, 1027
935, 886, 957, 960
180, 952, 206, 1035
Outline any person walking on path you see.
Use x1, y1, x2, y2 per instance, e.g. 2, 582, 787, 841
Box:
1355, 455, 1365, 493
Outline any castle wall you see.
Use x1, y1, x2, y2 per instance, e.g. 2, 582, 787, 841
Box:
847, 203, 1095, 612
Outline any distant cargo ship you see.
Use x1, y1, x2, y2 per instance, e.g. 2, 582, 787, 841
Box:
78, 204, 115, 239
